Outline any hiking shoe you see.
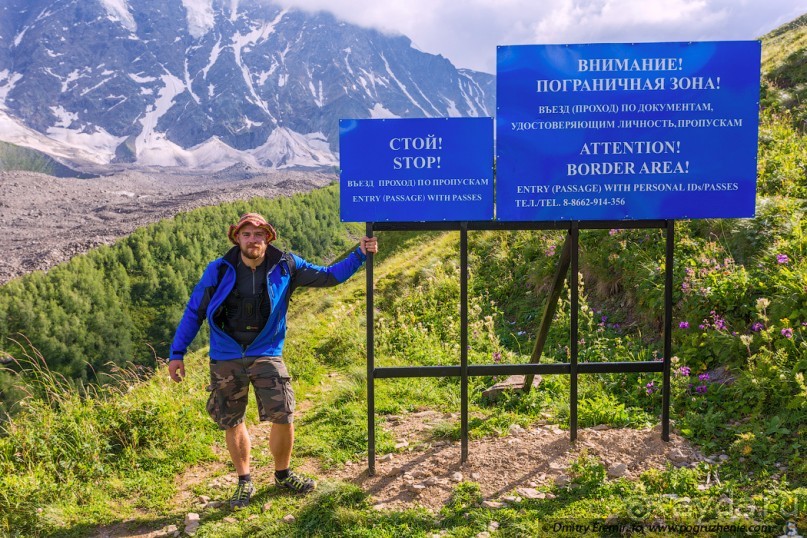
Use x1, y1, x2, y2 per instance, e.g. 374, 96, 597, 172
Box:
229, 480, 254, 509
275, 471, 316, 494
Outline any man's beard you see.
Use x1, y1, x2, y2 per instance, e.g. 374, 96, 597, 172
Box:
240, 244, 264, 260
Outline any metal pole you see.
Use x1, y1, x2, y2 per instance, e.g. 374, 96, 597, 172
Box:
662, 220, 674, 442
570, 222, 579, 443
366, 222, 375, 474
524, 235, 572, 391
460, 223, 469, 463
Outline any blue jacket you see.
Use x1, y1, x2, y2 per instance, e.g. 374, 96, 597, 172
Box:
169, 244, 366, 361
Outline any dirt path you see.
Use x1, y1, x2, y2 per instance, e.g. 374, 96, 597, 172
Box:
91, 406, 705, 537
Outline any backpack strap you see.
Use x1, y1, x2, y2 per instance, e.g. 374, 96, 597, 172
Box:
282, 252, 298, 294
196, 261, 229, 320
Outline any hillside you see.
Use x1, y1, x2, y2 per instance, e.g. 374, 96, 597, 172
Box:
761, 13, 807, 127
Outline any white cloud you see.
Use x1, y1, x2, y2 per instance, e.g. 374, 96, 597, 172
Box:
274, 0, 807, 73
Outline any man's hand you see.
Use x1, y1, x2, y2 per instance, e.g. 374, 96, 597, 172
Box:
168, 359, 185, 382
360, 236, 378, 255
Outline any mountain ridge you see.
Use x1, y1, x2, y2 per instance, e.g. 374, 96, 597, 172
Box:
0, 0, 494, 171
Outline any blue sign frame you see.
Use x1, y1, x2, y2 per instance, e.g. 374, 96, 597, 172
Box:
496, 41, 761, 221
340, 117, 494, 222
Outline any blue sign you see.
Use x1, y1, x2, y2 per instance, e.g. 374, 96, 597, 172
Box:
340, 117, 494, 222
496, 41, 761, 221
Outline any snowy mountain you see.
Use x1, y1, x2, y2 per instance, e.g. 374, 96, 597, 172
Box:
0, 0, 494, 170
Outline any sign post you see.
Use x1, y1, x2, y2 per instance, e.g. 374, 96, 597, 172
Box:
342, 41, 761, 472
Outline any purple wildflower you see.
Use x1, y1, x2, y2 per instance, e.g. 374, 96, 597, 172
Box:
776, 254, 790, 264
698, 373, 710, 382
676, 366, 691, 377
601, 315, 608, 323
645, 381, 656, 395
679, 321, 690, 329
751, 322, 764, 332
782, 328, 794, 338
545, 245, 556, 257
493, 351, 502, 363
695, 385, 708, 394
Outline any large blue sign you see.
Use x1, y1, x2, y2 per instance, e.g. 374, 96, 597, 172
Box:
496, 41, 761, 221
340, 117, 494, 222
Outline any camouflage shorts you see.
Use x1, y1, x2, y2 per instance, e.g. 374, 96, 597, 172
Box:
205, 356, 295, 429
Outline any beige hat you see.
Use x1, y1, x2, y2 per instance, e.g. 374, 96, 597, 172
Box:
228, 213, 277, 245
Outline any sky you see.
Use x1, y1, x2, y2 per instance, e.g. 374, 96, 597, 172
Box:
275, 0, 807, 73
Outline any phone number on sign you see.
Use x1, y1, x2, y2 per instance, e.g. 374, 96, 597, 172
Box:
563, 197, 626, 207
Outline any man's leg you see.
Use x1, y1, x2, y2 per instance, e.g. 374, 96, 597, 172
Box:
269, 422, 293, 470
225, 422, 251, 475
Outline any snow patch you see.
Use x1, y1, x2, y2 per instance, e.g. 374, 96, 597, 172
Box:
230, 0, 239, 22
13, 27, 28, 47
99, 0, 136, 32
369, 103, 398, 119
45, 124, 126, 163
250, 128, 336, 169
181, 0, 215, 38
0, 71, 23, 109
445, 99, 461, 117
202, 38, 222, 79
135, 73, 186, 162
309, 79, 324, 107
50, 106, 78, 128
129, 73, 157, 83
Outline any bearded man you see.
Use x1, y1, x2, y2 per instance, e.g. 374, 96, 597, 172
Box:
168, 213, 377, 508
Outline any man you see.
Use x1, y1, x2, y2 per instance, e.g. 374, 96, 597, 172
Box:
168, 212, 377, 508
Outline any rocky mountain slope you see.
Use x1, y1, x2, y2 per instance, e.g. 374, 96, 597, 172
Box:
0, 0, 494, 171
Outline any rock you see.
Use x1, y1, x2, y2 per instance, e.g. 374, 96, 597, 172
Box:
488, 521, 500, 531
719, 454, 729, 462
482, 500, 504, 509
380, 454, 394, 463
424, 477, 440, 486
223, 517, 237, 523
198, 495, 210, 504
554, 475, 571, 487
607, 463, 628, 478
395, 441, 410, 450
372, 503, 386, 511
471, 473, 481, 480
159, 525, 178, 537
451, 472, 464, 483
591, 424, 610, 431
502, 495, 520, 504
184, 513, 200, 535
283, 514, 296, 523
517, 487, 544, 500
476, 532, 491, 538
263, 502, 272, 512
668, 448, 688, 463
411, 484, 427, 494
247, 515, 258, 521
509, 424, 525, 435
482, 375, 542, 401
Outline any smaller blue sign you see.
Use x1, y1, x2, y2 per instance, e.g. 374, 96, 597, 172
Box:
340, 117, 494, 222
